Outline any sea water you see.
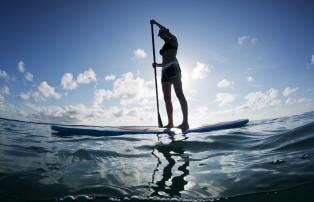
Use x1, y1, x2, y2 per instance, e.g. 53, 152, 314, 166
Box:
0, 111, 314, 202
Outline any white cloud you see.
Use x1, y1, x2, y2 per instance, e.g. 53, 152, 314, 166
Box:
217, 79, 234, 88
238, 36, 258, 46
104, 74, 116, 81
60, 68, 97, 90
0, 69, 9, 80
0, 86, 10, 95
216, 93, 236, 107
134, 49, 147, 59
18, 92, 31, 101
191, 62, 210, 80
311, 54, 314, 65
18, 61, 25, 73
282, 87, 298, 97
236, 88, 282, 112
0, 94, 4, 107
77, 68, 97, 84
94, 72, 155, 107
37, 81, 61, 100
25, 72, 33, 82
285, 98, 306, 105
94, 89, 114, 108
246, 76, 255, 82
61, 73, 78, 90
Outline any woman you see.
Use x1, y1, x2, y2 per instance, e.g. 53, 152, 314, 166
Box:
151, 20, 189, 130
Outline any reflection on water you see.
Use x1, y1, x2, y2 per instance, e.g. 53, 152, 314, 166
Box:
149, 135, 190, 197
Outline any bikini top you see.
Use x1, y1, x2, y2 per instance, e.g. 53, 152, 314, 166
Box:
160, 41, 178, 55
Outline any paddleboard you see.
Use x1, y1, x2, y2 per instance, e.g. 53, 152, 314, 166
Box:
51, 119, 249, 136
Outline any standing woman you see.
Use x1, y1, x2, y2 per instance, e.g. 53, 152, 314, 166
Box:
151, 20, 189, 130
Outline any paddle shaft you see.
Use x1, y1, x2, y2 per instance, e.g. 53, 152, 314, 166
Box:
150, 22, 163, 128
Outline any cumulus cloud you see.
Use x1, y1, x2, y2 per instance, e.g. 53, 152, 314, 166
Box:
18, 61, 25, 73
77, 68, 97, 84
285, 98, 305, 105
0, 69, 9, 80
94, 72, 155, 107
191, 62, 210, 80
61, 68, 97, 90
104, 74, 116, 81
0, 86, 10, 95
217, 79, 234, 88
25, 72, 33, 82
236, 88, 282, 112
20, 82, 61, 101
37, 81, 61, 99
94, 89, 114, 108
246, 76, 255, 82
61, 73, 78, 90
216, 93, 236, 107
238, 36, 258, 46
311, 54, 314, 65
134, 49, 147, 59
18, 92, 31, 101
282, 87, 298, 97
37, 82, 61, 100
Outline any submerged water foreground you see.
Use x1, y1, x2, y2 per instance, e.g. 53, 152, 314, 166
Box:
0, 111, 314, 202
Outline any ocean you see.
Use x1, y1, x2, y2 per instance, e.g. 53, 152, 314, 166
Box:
0, 111, 314, 202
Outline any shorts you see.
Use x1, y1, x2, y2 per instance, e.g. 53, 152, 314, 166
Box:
161, 61, 181, 83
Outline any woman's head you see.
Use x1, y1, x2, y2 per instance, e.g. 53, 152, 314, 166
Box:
158, 28, 170, 40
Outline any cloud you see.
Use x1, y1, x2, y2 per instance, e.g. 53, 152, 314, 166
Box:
238, 36, 258, 46
61, 68, 97, 90
134, 49, 147, 59
18, 92, 31, 101
94, 72, 155, 107
61, 73, 78, 90
18, 61, 25, 73
285, 98, 305, 105
216, 93, 236, 107
246, 76, 255, 82
282, 87, 298, 97
311, 54, 314, 65
104, 74, 116, 81
38, 81, 61, 99
236, 88, 282, 112
25, 72, 33, 82
0, 69, 9, 80
0, 86, 10, 95
217, 79, 234, 88
77, 68, 97, 84
191, 62, 210, 80
33, 81, 61, 101
94, 89, 114, 107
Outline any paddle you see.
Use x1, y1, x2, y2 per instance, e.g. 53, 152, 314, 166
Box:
150, 20, 163, 128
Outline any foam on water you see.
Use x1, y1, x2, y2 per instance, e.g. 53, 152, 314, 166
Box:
0, 111, 314, 201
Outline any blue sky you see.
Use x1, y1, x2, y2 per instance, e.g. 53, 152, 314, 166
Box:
0, 0, 313, 126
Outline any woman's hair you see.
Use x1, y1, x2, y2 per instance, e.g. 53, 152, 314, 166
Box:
158, 28, 170, 36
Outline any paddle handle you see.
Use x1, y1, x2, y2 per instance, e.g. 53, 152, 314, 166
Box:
150, 21, 163, 128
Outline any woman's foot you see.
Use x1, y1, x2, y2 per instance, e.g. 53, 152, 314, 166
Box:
163, 123, 174, 128
177, 122, 189, 131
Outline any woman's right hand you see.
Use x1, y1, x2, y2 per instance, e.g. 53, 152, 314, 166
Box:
152, 62, 158, 68
150, 19, 157, 25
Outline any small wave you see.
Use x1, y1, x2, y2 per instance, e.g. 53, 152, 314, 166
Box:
72, 149, 150, 161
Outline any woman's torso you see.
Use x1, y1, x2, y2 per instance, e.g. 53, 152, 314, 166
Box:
161, 36, 178, 65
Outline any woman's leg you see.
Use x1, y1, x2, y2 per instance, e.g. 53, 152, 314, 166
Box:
162, 82, 174, 128
173, 78, 189, 130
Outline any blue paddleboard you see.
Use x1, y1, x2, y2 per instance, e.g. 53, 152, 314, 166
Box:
51, 119, 249, 136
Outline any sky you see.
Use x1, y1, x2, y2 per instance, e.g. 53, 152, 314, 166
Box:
0, 0, 314, 126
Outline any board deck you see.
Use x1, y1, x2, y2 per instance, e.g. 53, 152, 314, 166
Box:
51, 119, 249, 136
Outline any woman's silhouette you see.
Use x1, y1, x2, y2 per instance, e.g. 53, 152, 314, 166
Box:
151, 20, 189, 130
